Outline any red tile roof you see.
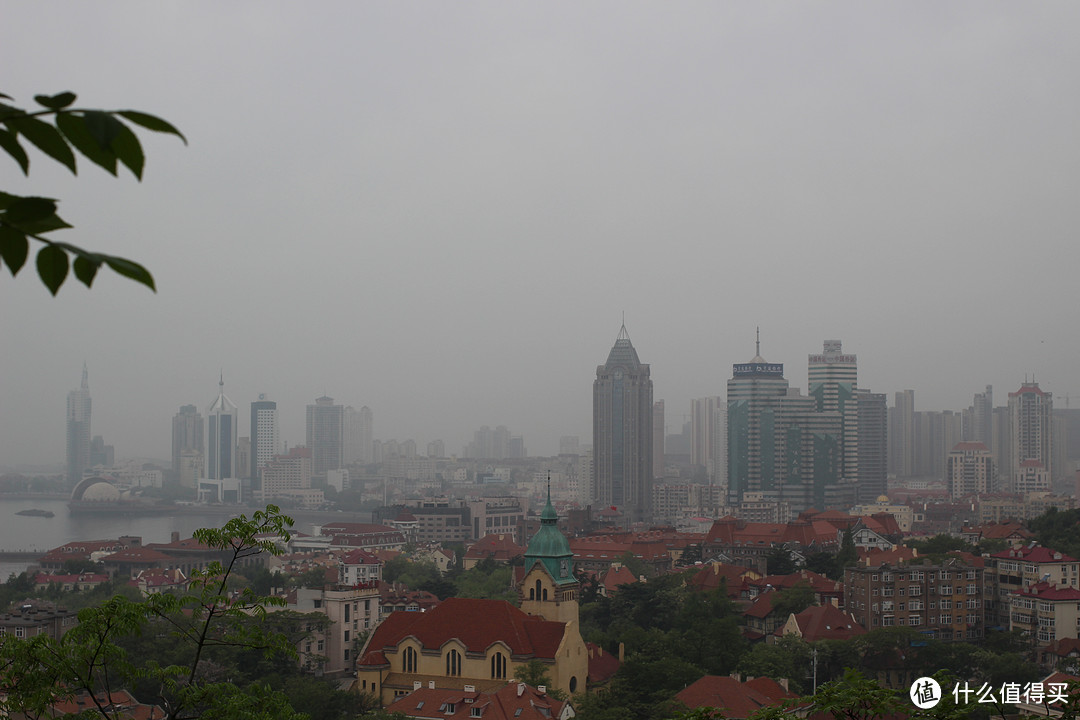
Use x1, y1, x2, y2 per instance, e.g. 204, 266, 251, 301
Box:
780, 604, 866, 642
102, 546, 174, 564
586, 642, 620, 684
359, 598, 566, 666
676, 676, 797, 719
385, 682, 570, 720
1018, 582, 1080, 601
992, 545, 1078, 564
465, 534, 525, 561
599, 565, 639, 595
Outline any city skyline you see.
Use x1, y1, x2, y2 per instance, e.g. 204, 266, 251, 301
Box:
3, 4, 1080, 467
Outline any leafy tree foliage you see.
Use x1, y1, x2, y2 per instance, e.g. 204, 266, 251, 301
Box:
765, 546, 798, 575
0, 91, 185, 294
0, 506, 306, 720
1028, 507, 1080, 559
771, 581, 816, 618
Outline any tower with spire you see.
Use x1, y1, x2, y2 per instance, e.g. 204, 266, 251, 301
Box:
206, 374, 238, 480
518, 481, 580, 624
66, 364, 92, 485
593, 322, 654, 524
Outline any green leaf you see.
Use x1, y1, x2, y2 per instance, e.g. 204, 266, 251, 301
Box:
36, 244, 69, 295
83, 110, 123, 150
72, 254, 101, 288
103, 255, 155, 291
117, 110, 187, 144
56, 112, 117, 175
0, 192, 20, 210
0, 128, 29, 174
14, 211, 72, 236
110, 120, 144, 179
5, 115, 76, 174
4, 197, 57, 225
33, 92, 76, 110
0, 226, 29, 276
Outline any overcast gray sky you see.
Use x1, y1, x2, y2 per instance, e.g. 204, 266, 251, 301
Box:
3, 2, 1079, 467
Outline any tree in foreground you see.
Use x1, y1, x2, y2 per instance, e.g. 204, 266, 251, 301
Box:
0, 505, 307, 720
0, 91, 185, 294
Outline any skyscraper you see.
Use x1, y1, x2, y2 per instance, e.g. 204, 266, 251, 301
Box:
66, 364, 92, 485
206, 375, 238, 480
888, 390, 915, 477
593, 324, 654, 523
808, 340, 858, 484
856, 390, 888, 502
727, 334, 788, 504
1009, 381, 1053, 488
691, 396, 726, 485
307, 396, 344, 474
172, 404, 203, 475
250, 394, 279, 482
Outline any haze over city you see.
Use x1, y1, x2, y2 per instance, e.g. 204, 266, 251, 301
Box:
3, 3, 1079, 468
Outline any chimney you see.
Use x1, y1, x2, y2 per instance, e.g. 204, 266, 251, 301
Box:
464, 685, 475, 693
538, 686, 546, 695
778, 678, 789, 691
618, 642, 625, 663
413, 681, 421, 690
517, 684, 525, 697
428, 681, 435, 689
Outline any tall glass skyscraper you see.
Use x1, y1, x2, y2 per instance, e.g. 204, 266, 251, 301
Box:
207, 375, 238, 479
727, 335, 788, 504
593, 324, 653, 523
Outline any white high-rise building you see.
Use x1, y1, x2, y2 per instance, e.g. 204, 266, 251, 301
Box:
808, 340, 858, 484
250, 395, 279, 481
690, 396, 726, 485
206, 375, 238, 480
1009, 381, 1053, 487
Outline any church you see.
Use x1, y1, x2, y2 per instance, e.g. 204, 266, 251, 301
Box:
356, 490, 589, 705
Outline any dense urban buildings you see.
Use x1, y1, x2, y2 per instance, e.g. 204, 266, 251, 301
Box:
65, 365, 92, 485
593, 324, 654, 523
1009, 382, 1053, 492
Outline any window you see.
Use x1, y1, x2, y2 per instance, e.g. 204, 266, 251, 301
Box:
14, 627, 24, 638
491, 652, 506, 679
446, 649, 462, 676
345, 604, 350, 622
909, 615, 922, 626
940, 615, 950, 625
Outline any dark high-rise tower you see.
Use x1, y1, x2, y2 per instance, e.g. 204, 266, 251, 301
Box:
593, 324, 653, 523
726, 332, 788, 504
172, 404, 203, 474
66, 364, 92, 485
206, 375, 238, 479
307, 396, 344, 474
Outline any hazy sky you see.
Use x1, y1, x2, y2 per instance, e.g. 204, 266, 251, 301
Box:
3, 3, 1079, 468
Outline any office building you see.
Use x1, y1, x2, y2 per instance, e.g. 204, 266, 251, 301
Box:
307, 396, 344, 474
593, 324, 654, 523
344, 405, 374, 465
856, 390, 888, 502
250, 395, 279, 482
691, 396, 726, 485
66, 364, 92, 485
171, 405, 203, 476
726, 334, 788, 504
808, 340, 858, 484
888, 390, 915, 478
206, 375, 238, 480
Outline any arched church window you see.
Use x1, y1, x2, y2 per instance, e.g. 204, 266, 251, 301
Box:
446, 648, 462, 676
491, 651, 506, 679
403, 646, 417, 673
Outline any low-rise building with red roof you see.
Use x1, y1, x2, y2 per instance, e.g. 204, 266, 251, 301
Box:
356, 597, 586, 705
585, 642, 620, 689
385, 682, 574, 720
704, 517, 840, 574
597, 563, 639, 597
463, 534, 524, 569
675, 675, 798, 719
986, 545, 1080, 627
773, 604, 866, 643
1010, 582, 1080, 644
959, 522, 1033, 549
45, 689, 164, 720
33, 572, 110, 592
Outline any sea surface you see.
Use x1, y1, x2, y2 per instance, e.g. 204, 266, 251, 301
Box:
0, 498, 365, 579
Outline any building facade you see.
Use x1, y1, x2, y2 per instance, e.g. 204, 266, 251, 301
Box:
66, 365, 92, 485
1009, 382, 1053, 488
250, 395, 279, 482
307, 396, 344, 474
727, 336, 789, 505
856, 390, 888, 502
947, 442, 994, 498
808, 340, 858, 486
206, 375, 238, 480
593, 324, 654, 523
171, 404, 203, 476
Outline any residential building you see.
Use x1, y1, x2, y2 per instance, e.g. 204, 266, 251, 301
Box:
289, 583, 380, 676
676, 676, 798, 719
593, 324, 654, 523
66, 364, 92, 485
985, 545, 1080, 627
1009, 582, 1080, 643
385, 682, 574, 720
845, 559, 985, 641
206, 375, 238, 480
948, 442, 995, 498
1010, 382, 1053, 488
856, 390, 888, 502
250, 395, 279, 482
653, 400, 665, 480
259, 447, 312, 501
888, 390, 915, 478
0, 599, 78, 640
307, 396, 344, 474
171, 404, 203, 476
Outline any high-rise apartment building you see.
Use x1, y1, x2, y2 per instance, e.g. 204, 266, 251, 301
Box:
964, 386, 993, 447
593, 324, 654, 523
171, 405, 203, 476
307, 396, 344, 474
856, 390, 888, 502
250, 395, 279, 482
206, 376, 238, 480
344, 406, 373, 465
808, 340, 858, 485
888, 390, 915, 477
947, 442, 994, 498
653, 400, 665, 480
691, 396, 726, 485
727, 336, 788, 504
66, 365, 92, 485
1009, 381, 1053, 489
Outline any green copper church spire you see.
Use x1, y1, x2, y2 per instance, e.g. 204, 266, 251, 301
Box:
524, 473, 575, 585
